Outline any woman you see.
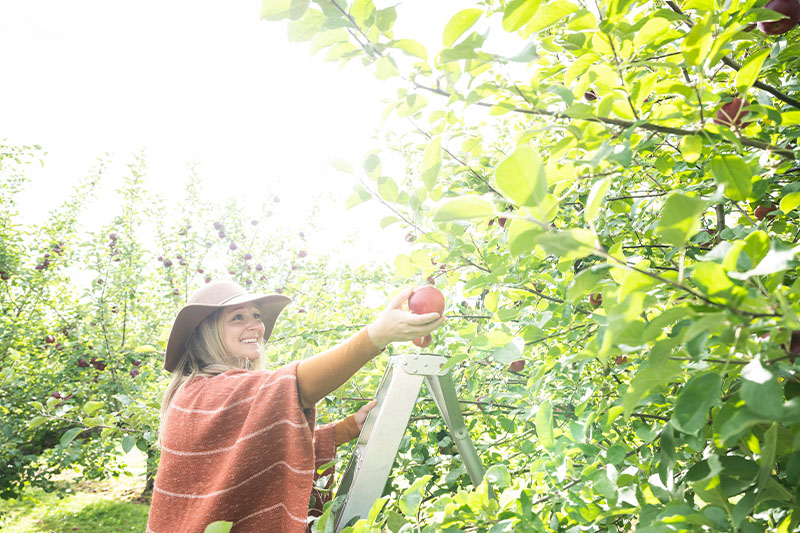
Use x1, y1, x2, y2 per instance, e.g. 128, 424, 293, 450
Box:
147, 280, 444, 533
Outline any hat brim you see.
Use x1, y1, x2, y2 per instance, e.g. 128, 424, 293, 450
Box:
164, 293, 291, 372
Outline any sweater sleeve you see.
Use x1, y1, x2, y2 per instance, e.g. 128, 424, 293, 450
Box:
296, 327, 384, 408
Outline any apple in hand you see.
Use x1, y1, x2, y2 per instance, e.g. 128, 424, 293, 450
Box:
408, 286, 445, 347
758, 0, 800, 35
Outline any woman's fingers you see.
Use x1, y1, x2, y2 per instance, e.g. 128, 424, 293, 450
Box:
386, 286, 414, 310
354, 399, 378, 428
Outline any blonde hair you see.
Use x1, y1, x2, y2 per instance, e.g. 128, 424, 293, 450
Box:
157, 308, 264, 446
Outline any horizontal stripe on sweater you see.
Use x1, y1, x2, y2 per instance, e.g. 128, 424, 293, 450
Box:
237, 502, 307, 526
153, 460, 314, 499
161, 417, 309, 456
170, 374, 295, 415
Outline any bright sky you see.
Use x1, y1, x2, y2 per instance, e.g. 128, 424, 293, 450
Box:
0, 1, 463, 266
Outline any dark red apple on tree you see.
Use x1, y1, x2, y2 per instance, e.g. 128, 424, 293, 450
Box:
218, 231, 226, 238
45, 335, 55, 344
163, 259, 173, 267
714, 98, 750, 128
130, 369, 139, 377
786, 330, 800, 363
508, 359, 526, 372
589, 293, 602, 308
229, 243, 237, 251
584, 90, 598, 101
213, 221, 223, 230
758, 0, 800, 34
497, 217, 508, 229
298, 250, 307, 258
244, 253, 252, 260
754, 202, 778, 221
132, 359, 141, 366
77, 358, 89, 368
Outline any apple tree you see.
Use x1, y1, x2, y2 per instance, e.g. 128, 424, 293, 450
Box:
263, 0, 800, 530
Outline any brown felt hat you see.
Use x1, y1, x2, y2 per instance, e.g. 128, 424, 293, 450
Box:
164, 280, 291, 372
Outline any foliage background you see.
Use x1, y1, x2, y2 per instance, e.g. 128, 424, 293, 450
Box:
3, 0, 800, 531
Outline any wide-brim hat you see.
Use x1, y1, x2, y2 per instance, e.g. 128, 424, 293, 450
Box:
164, 280, 291, 372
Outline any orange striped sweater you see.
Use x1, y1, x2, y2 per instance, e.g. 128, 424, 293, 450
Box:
147, 344, 366, 533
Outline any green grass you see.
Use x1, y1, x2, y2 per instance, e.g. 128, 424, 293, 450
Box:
0, 448, 151, 533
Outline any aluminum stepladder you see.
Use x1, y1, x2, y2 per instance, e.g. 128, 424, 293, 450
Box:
333, 353, 487, 530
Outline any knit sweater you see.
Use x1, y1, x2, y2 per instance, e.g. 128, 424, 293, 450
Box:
147, 329, 376, 533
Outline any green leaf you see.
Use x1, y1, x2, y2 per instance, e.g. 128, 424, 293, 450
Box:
623, 340, 682, 418
83, 400, 103, 416
122, 435, 137, 454
523, 0, 579, 34
735, 50, 769, 94
756, 424, 778, 503
711, 154, 753, 201
779, 191, 800, 214
507, 211, 545, 257
671, 373, 722, 434
391, 39, 428, 61
740, 360, 783, 419
535, 400, 554, 450
503, 0, 542, 32
634, 17, 672, 49
567, 264, 611, 301
60, 427, 83, 447
203, 521, 233, 533
398, 475, 431, 516
585, 177, 611, 223
680, 134, 703, 163
421, 137, 442, 191
495, 146, 548, 207
432, 196, 495, 223
259, 0, 309, 21
374, 56, 399, 80
134, 345, 158, 353
781, 110, 800, 125
443, 8, 483, 47
485, 464, 512, 488
534, 229, 596, 261
728, 244, 800, 280
345, 185, 371, 209
656, 192, 708, 247
28, 416, 48, 429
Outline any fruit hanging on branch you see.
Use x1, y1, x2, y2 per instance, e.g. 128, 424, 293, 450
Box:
758, 0, 800, 35
714, 98, 751, 128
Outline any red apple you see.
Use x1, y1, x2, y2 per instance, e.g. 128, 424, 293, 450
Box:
255, 264, 263, 271
584, 90, 598, 101
130, 369, 139, 377
77, 358, 89, 367
229, 243, 237, 251
51, 392, 62, 399
714, 98, 750, 128
589, 293, 602, 308
244, 253, 252, 260
298, 250, 307, 258
132, 359, 141, 366
615, 356, 628, 365
758, 0, 800, 35
213, 222, 223, 230
413, 334, 432, 347
497, 217, 508, 229
205, 276, 212, 283
405, 232, 416, 242
163, 259, 173, 267
508, 360, 526, 373
408, 286, 445, 315
754, 203, 778, 221
45, 335, 55, 344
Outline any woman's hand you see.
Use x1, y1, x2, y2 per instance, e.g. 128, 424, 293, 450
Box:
366, 287, 446, 350
354, 399, 378, 430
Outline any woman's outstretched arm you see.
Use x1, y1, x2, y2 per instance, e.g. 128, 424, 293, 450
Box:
295, 287, 444, 408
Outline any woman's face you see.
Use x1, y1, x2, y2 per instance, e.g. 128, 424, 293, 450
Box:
220, 304, 265, 362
